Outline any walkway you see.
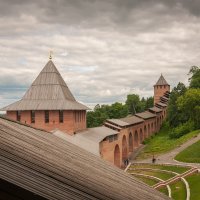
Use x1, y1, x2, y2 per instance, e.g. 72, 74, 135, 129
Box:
132, 133, 200, 169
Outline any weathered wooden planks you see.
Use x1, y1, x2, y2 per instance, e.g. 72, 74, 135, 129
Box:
0, 117, 170, 200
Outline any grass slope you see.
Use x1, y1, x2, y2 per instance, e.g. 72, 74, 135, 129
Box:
129, 164, 190, 174
175, 140, 200, 163
136, 123, 199, 160
186, 174, 200, 200
170, 180, 186, 200
133, 175, 159, 186
158, 186, 168, 196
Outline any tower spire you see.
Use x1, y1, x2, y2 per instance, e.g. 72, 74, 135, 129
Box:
49, 50, 53, 60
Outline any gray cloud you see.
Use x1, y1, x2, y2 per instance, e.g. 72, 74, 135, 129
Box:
0, 0, 199, 109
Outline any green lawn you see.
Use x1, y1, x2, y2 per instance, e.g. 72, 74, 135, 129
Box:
136, 124, 200, 160
170, 180, 187, 200
157, 186, 168, 196
129, 164, 190, 174
132, 175, 159, 186
175, 140, 200, 163
129, 169, 175, 180
186, 174, 200, 200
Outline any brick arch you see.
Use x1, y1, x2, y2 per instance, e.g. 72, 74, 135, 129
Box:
148, 124, 151, 136
114, 144, 120, 168
157, 118, 159, 129
151, 123, 153, 133
139, 128, 143, 143
134, 130, 139, 147
129, 132, 133, 152
122, 135, 128, 162
144, 125, 147, 139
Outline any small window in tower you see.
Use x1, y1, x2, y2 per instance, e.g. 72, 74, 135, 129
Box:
59, 110, 63, 123
45, 111, 49, 123
16, 111, 21, 122
31, 111, 35, 123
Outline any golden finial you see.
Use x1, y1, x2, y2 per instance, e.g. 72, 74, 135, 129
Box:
49, 50, 53, 60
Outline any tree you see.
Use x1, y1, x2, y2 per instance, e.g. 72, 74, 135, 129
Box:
125, 94, 143, 114
177, 88, 200, 129
167, 82, 187, 127
188, 66, 200, 89
145, 97, 154, 109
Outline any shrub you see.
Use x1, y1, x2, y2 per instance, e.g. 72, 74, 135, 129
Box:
169, 121, 194, 139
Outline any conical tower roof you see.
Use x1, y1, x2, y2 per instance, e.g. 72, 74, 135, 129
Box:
154, 74, 169, 86
23, 60, 76, 101
1, 60, 88, 111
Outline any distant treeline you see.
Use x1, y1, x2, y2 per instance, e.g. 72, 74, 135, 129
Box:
87, 95, 153, 128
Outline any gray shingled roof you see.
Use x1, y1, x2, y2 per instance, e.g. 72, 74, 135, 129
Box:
0, 117, 169, 200
148, 107, 163, 113
106, 119, 129, 127
135, 111, 157, 119
154, 74, 169, 86
120, 115, 144, 125
106, 115, 144, 127
1, 60, 88, 111
54, 127, 118, 156
156, 102, 167, 107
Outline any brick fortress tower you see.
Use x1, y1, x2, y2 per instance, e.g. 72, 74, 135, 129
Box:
154, 74, 170, 105
1, 57, 88, 135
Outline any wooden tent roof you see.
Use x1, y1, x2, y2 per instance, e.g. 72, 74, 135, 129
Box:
106, 116, 144, 128
1, 60, 88, 111
0, 117, 169, 200
135, 111, 157, 119
148, 106, 163, 113
154, 74, 169, 86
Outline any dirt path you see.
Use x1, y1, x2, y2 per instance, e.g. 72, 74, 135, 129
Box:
132, 133, 200, 168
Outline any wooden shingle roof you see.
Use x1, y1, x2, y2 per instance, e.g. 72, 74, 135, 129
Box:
148, 106, 163, 113
1, 60, 88, 111
106, 116, 144, 128
154, 74, 169, 86
0, 117, 169, 200
135, 111, 157, 119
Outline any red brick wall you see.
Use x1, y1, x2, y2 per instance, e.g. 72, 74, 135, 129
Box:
6, 110, 86, 135
7, 111, 17, 121
101, 115, 164, 168
154, 85, 170, 104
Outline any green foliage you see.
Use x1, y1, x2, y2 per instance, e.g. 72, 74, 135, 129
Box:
169, 121, 195, 139
125, 94, 143, 114
167, 82, 187, 127
188, 66, 200, 89
87, 94, 153, 128
87, 102, 128, 128
177, 88, 200, 129
125, 94, 153, 114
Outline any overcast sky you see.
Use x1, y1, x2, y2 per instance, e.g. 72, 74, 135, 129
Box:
0, 0, 200, 109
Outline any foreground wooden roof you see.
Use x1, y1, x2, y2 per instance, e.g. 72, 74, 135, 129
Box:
1, 60, 88, 111
0, 117, 169, 200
